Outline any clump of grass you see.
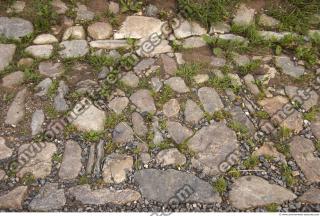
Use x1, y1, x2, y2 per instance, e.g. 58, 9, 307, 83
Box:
24, 68, 41, 84
105, 113, 126, 129
208, 75, 240, 93
213, 177, 228, 194
44, 104, 60, 118
281, 163, 295, 186
274, 142, 291, 158
231, 24, 267, 46
303, 107, 320, 121
177, 0, 237, 29
243, 155, 259, 169
105, 141, 119, 154
238, 60, 262, 76
211, 110, 232, 121
32, 0, 58, 32
278, 127, 292, 142
228, 121, 249, 137
79, 175, 90, 185
228, 167, 241, 178
103, 10, 119, 27
21, 173, 36, 185
255, 110, 270, 119
177, 141, 194, 156
47, 80, 59, 98
120, 0, 143, 13
266, 0, 320, 34
52, 152, 62, 163
157, 85, 175, 105
176, 63, 201, 85
82, 131, 104, 142
87, 55, 115, 70
265, 203, 279, 212
203, 35, 249, 54
315, 140, 320, 151
295, 46, 318, 66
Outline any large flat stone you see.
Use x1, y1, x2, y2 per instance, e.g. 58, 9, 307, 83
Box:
275, 56, 305, 78
68, 185, 141, 205
0, 186, 28, 210
114, 16, 164, 39
5, 88, 27, 125
130, 89, 156, 114
59, 140, 82, 180
134, 169, 221, 204
0, 17, 33, 39
229, 176, 296, 209
0, 44, 16, 71
289, 136, 320, 182
29, 183, 66, 211
188, 122, 239, 175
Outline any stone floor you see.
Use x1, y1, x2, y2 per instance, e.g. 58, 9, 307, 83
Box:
0, 0, 320, 212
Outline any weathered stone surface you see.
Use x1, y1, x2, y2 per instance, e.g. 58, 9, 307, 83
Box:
25, 45, 53, 59
311, 113, 320, 139
230, 106, 255, 135
0, 186, 28, 210
233, 4, 255, 26
63, 26, 86, 40
188, 122, 239, 175
156, 148, 186, 166
211, 57, 226, 67
1, 71, 24, 88
7, 1, 25, 13
114, 16, 164, 39
165, 77, 190, 93
257, 31, 290, 41
183, 36, 206, 48
298, 188, 320, 204
133, 58, 155, 73
121, 72, 139, 88
0, 137, 12, 160
29, 183, 66, 211
163, 99, 180, 118
289, 136, 320, 182
275, 56, 305, 78
230, 176, 297, 209
17, 57, 33, 67
31, 109, 44, 136
51, 0, 68, 14
59, 140, 82, 180
112, 122, 134, 145
0, 17, 33, 39
213, 34, 248, 43
88, 22, 112, 39
285, 85, 318, 111
134, 169, 221, 203
5, 88, 27, 125
102, 153, 133, 183
184, 99, 204, 125
258, 96, 304, 133
35, 78, 52, 97
209, 22, 231, 34
59, 40, 89, 58
194, 74, 209, 84
161, 54, 177, 75
253, 142, 286, 163
0, 169, 5, 180
243, 74, 260, 96
151, 77, 162, 92
258, 14, 280, 27
108, 97, 129, 114
167, 121, 193, 144
68, 185, 141, 205
0, 44, 16, 71
33, 34, 58, 44
89, 40, 130, 49
53, 81, 69, 112
39, 61, 64, 78
76, 4, 95, 22
109, 1, 120, 14
130, 89, 156, 114
198, 87, 224, 114
72, 102, 106, 132
17, 142, 57, 178
132, 112, 148, 137
174, 19, 206, 39
137, 40, 173, 57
